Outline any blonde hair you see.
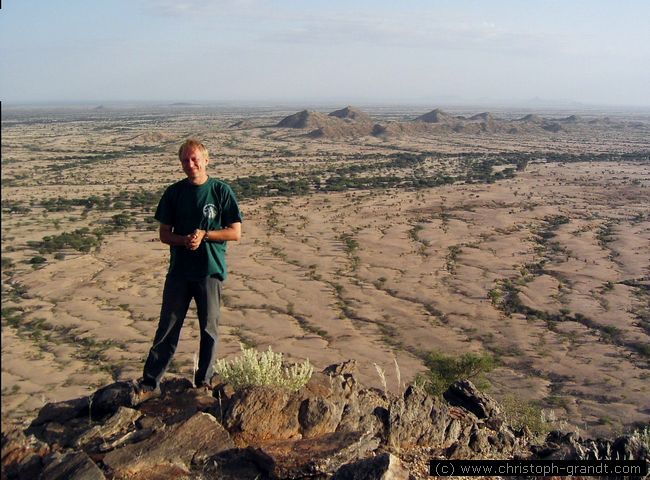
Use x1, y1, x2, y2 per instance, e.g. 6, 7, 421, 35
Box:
178, 139, 209, 161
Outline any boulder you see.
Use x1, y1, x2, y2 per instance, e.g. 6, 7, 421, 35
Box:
388, 386, 465, 449
443, 380, 501, 419
261, 430, 381, 478
333, 452, 411, 479
74, 407, 142, 449
29, 397, 89, 427
222, 386, 303, 445
40, 451, 105, 480
1, 428, 50, 479
102, 412, 234, 478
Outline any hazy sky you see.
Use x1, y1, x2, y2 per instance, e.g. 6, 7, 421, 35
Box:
1, 0, 649, 106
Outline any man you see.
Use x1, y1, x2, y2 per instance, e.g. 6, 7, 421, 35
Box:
135, 139, 242, 402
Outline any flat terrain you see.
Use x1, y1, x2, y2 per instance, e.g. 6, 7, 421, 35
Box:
2, 104, 649, 438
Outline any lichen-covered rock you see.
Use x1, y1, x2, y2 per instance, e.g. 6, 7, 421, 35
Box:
223, 386, 303, 445
102, 412, 234, 479
387, 386, 465, 449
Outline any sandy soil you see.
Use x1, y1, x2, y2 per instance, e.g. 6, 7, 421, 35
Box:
2, 105, 648, 437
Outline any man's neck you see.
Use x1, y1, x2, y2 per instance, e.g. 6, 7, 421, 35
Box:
187, 174, 209, 186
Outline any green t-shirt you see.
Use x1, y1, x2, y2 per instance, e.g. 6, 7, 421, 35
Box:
155, 177, 242, 281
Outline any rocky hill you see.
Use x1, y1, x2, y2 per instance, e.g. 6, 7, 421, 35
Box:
276, 107, 375, 139
413, 109, 455, 124
272, 106, 638, 139
328, 106, 372, 123
2, 361, 648, 480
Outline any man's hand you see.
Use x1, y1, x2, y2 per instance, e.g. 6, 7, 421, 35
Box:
185, 229, 206, 250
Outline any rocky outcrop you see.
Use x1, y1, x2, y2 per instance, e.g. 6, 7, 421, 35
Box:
328, 106, 372, 122
273, 106, 599, 139
414, 109, 455, 124
2, 363, 648, 479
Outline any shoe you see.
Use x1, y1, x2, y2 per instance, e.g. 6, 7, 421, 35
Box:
132, 381, 161, 406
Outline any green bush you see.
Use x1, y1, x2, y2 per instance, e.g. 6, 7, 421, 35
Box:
418, 351, 496, 395
500, 395, 554, 443
215, 345, 313, 392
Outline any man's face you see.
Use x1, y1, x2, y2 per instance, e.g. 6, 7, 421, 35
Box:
180, 147, 208, 181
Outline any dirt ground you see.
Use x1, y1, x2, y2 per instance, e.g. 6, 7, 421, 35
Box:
2, 105, 648, 437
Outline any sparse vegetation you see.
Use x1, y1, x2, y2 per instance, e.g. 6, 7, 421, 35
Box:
418, 351, 496, 395
215, 344, 313, 392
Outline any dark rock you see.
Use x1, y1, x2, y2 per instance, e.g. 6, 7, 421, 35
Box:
611, 435, 647, 461
333, 452, 410, 479
388, 386, 461, 449
29, 397, 89, 427
90, 381, 136, 417
135, 415, 164, 431
261, 430, 381, 478
323, 360, 357, 377
40, 451, 105, 480
1, 428, 50, 479
74, 407, 141, 449
468, 425, 490, 453
103, 412, 234, 478
208, 447, 275, 480
33, 417, 95, 448
443, 380, 501, 419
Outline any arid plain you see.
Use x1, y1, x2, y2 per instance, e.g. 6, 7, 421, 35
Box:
2, 104, 649, 439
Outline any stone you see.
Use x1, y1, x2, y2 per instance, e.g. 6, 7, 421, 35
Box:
223, 386, 303, 445
207, 447, 275, 480
443, 380, 502, 419
103, 412, 234, 478
323, 360, 358, 377
40, 451, 105, 480
387, 386, 460, 449
74, 406, 141, 449
261, 430, 381, 478
1, 428, 50, 480
29, 396, 89, 427
299, 396, 343, 438
137, 385, 220, 426
90, 381, 136, 417
333, 452, 411, 479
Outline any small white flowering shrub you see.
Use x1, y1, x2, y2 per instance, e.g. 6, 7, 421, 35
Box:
215, 344, 313, 392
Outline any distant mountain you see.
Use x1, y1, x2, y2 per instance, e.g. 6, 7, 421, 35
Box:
328, 106, 371, 122
468, 112, 494, 122
413, 109, 455, 123
277, 110, 331, 129
272, 107, 624, 139
517, 114, 544, 123
558, 115, 580, 123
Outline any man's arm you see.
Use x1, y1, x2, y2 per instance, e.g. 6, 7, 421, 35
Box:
198, 222, 242, 243
159, 224, 194, 248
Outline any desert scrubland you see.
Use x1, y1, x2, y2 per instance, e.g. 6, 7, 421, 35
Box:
1, 104, 649, 438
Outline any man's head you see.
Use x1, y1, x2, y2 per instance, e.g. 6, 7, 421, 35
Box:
178, 139, 209, 184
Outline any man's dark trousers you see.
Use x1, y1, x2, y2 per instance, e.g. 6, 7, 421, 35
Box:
142, 275, 221, 388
